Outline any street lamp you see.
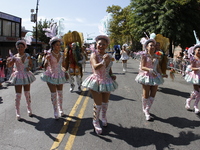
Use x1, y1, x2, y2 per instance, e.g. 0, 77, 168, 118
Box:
30, 0, 39, 51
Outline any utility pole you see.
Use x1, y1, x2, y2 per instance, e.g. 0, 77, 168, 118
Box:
31, 0, 39, 52
35, 0, 39, 52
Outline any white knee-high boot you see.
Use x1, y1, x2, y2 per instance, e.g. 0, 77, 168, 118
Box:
124, 62, 127, 72
57, 90, 64, 117
51, 92, 58, 119
185, 91, 198, 110
142, 97, 151, 121
102, 102, 108, 127
93, 104, 102, 135
122, 63, 125, 72
76, 75, 82, 92
24, 91, 32, 117
69, 76, 75, 92
82, 63, 86, 72
15, 93, 22, 120
149, 96, 155, 109
194, 92, 200, 114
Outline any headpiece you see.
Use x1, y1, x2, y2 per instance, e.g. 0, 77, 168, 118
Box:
122, 44, 128, 48
144, 39, 156, 50
15, 40, 27, 49
72, 42, 76, 46
186, 31, 200, 58
140, 33, 156, 51
192, 30, 200, 52
193, 44, 200, 52
95, 35, 110, 45
49, 37, 62, 46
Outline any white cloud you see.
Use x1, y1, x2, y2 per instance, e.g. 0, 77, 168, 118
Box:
75, 18, 85, 23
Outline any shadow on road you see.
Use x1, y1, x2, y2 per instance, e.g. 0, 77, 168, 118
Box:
110, 93, 135, 102
126, 71, 139, 75
101, 123, 200, 149
158, 87, 190, 98
0, 96, 3, 104
19, 113, 200, 149
68, 117, 200, 149
152, 114, 200, 129
21, 114, 75, 141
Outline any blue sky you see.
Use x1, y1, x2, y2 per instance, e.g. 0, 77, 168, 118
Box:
1, 0, 130, 42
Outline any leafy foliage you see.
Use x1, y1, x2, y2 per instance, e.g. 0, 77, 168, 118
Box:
106, 5, 137, 49
32, 19, 55, 44
130, 0, 200, 48
107, 0, 200, 52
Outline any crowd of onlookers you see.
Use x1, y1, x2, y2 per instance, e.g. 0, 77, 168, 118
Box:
29, 52, 46, 72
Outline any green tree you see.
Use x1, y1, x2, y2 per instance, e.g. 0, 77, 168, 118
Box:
130, 0, 200, 55
32, 19, 55, 44
161, 0, 200, 48
106, 5, 138, 50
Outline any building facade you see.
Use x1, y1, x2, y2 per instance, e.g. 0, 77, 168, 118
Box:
0, 12, 21, 58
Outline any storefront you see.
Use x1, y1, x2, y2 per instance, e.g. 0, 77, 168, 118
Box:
0, 12, 21, 58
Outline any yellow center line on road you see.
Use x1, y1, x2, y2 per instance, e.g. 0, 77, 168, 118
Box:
64, 92, 90, 150
50, 88, 87, 150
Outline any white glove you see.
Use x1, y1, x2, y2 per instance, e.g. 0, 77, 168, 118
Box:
100, 59, 106, 66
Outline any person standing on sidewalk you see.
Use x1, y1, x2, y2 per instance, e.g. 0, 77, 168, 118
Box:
184, 44, 200, 114
120, 44, 129, 73
41, 37, 67, 119
7, 40, 36, 121
82, 35, 118, 135
135, 39, 164, 121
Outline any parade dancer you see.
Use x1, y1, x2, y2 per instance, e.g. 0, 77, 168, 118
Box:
65, 42, 84, 92
7, 40, 36, 121
114, 45, 121, 62
82, 35, 118, 135
184, 44, 200, 114
120, 44, 129, 72
41, 37, 67, 119
135, 39, 164, 121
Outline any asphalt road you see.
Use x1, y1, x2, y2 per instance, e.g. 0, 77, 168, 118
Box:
0, 58, 200, 150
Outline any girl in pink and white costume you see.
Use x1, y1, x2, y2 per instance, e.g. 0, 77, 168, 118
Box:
41, 37, 67, 119
7, 40, 36, 121
135, 39, 164, 121
184, 44, 200, 114
82, 35, 118, 134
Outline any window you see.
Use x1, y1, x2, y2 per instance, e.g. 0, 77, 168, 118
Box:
16, 23, 20, 37
12, 22, 16, 37
3, 20, 11, 36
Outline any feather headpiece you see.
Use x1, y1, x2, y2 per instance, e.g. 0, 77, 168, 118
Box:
15, 40, 27, 49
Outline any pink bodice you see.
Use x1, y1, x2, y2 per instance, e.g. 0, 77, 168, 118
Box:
192, 59, 200, 68
139, 54, 159, 72
91, 51, 112, 80
46, 52, 64, 75
14, 53, 29, 72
